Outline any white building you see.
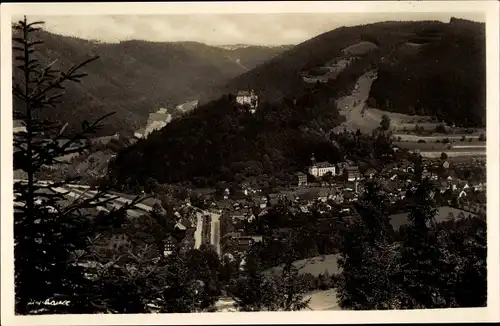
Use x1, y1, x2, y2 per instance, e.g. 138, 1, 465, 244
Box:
308, 154, 337, 177
236, 90, 259, 113
309, 162, 336, 177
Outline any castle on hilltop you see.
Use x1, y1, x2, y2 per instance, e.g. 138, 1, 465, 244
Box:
236, 90, 259, 113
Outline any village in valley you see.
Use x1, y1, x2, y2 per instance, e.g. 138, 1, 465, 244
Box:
10, 10, 491, 315
113, 72, 487, 307
119, 40, 487, 273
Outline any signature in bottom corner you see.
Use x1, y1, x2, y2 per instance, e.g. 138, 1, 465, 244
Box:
27, 299, 71, 307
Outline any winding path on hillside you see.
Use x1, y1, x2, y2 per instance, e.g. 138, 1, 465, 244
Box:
333, 70, 378, 133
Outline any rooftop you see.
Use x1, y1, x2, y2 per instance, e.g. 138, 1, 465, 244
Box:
237, 90, 251, 96
314, 162, 335, 168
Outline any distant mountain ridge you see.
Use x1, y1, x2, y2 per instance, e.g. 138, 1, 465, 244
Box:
216, 44, 294, 51
107, 18, 485, 188
202, 18, 485, 128
12, 29, 291, 136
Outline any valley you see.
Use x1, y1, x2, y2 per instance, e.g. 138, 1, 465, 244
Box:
11, 13, 489, 315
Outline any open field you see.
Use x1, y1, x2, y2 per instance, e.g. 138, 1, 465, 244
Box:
268, 254, 341, 277
390, 206, 477, 230
305, 290, 341, 310
394, 141, 486, 151
333, 71, 435, 133
394, 140, 486, 158
393, 134, 484, 142
419, 151, 486, 158
331, 69, 486, 136
263, 255, 342, 311
363, 107, 433, 129
215, 290, 341, 311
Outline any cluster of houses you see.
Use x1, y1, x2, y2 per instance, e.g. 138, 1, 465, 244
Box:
160, 203, 212, 257
214, 154, 487, 257
297, 154, 361, 185
214, 181, 369, 256
147, 152, 487, 261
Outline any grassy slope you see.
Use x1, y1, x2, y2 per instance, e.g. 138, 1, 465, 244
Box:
108, 19, 485, 187
202, 19, 485, 128
368, 19, 485, 127
202, 21, 446, 103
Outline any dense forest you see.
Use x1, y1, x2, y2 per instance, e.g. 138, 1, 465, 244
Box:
107, 89, 346, 188
14, 17, 489, 314
11, 29, 291, 136
202, 19, 485, 128
368, 18, 486, 127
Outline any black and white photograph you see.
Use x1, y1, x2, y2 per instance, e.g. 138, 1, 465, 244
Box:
1, 1, 499, 325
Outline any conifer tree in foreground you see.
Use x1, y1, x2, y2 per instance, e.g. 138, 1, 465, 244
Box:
12, 16, 142, 314
397, 178, 487, 308
336, 181, 401, 309
227, 237, 311, 311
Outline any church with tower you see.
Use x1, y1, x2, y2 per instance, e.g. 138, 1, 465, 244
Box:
307, 153, 337, 177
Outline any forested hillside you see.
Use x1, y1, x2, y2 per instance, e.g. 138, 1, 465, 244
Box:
108, 90, 346, 189
202, 19, 485, 127
368, 18, 486, 127
12, 29, 290, 135
108, 19, 488, 188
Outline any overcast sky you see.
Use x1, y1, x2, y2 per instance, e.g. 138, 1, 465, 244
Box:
21, 13, 484, 46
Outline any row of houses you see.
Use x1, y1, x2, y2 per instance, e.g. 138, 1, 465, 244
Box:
163, 230, 196, 256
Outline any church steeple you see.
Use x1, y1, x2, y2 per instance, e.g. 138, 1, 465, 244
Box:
311, 153, 316, 166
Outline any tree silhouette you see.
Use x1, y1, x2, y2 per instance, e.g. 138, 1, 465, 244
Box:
12, 17, 144, 314
227, 237, 311, 311
336, 181, 399, 309
337, 178, 487, 309
380, 114, 391, 131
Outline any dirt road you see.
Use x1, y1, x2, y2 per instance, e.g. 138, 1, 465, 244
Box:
210, 213, 221, 256
194, 212, 204, 249
333, 70, 378, 133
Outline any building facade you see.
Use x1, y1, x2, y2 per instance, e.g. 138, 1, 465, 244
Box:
309, 162, 337, 177
346, 166, 361, 181
236, 90, 259, 113
296, 172, 308, 186
308, 154, 337, 177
